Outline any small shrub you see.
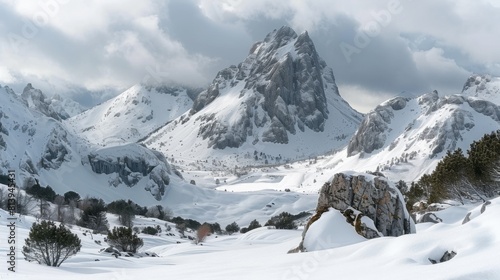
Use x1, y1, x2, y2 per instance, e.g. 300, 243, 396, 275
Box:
23, 221, 81, 267
141, 226, 158, 235
107, 227, 143, 253
247, 219, 262, 231
265, 212, 297, 229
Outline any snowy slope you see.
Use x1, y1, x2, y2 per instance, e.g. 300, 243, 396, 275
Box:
0, 85, 82, 187
144, 26, 362, 168
309, 90, 500, 182
3, 189, 499, 280
66, 84, 199, 146
309, 75, 498, 184
0, 85, 184, 201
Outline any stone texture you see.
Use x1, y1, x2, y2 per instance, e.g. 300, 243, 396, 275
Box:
347, 97, 409, 156
88, 145, 176, 200
290, 172, 415, 253
190, 26, 356, 149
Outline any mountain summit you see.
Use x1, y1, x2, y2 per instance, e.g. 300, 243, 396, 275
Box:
145, 26, 362, 164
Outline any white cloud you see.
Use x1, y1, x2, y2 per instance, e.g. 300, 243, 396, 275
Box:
412, 47, 471, 93
0, 0, 498, 111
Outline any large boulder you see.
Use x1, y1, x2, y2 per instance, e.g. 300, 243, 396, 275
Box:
290, 172, 415, 253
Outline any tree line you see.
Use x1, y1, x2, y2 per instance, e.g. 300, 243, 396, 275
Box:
404, 130, 500, 208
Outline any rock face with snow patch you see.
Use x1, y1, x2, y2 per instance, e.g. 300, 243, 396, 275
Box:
21, 83, 84, 120
290, 172, 414, 252
317, 173, 414, 236
462, 74, 500, 103
347, 90, 500, 159
68, 84, 199, 145
348, 97, 410, 156
183, 26, 361, 148
87, 144, 179, 200
0, 84, 183, 200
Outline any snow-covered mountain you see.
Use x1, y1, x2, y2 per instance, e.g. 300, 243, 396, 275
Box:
144, 26, 362, 166
66, 84, 202, 146
314, 78, 500, 182
0, 84, 183, 202
21, 83, 85, 120
462, 74, 500, 104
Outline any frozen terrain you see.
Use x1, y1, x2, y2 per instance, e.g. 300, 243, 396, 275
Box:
1, 181, 499, 280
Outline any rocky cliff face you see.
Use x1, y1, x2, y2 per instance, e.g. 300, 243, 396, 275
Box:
188, 26, 360, 148
462, 74, 500, 103
347, 90, 500, 159
0, 84, 182, 200
290, 172, 415, 253
87, 144, 180, 200
348, 97, 410, 156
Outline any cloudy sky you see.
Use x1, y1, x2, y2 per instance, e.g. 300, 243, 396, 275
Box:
1, 0, 499, 112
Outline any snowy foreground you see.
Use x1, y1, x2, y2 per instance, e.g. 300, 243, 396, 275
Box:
1, 196, 500, 280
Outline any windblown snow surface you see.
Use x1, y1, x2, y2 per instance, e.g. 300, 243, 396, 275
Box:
1, 180, 499, 280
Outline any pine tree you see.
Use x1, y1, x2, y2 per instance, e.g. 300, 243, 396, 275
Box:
77, 198, 108, 233
107, 226, 143, 253
247, 219, 262, 231
22, 221, 81, 267
225, 222, 240, 234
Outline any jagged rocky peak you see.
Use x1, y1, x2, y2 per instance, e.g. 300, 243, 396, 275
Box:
462, 74, 492, 93
461, 74, 500, 104
189, 25, 355, 149
21, 83, 83, 120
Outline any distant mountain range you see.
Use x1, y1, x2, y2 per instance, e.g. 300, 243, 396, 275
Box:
1, 26, 500, 203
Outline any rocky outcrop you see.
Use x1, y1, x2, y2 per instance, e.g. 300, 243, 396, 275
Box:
291, 172, 415, 252
87, 144, 178, 200
462, 200, 491, 224
39, 126, 71, 170
347, 97, 410, 156
429, 251, 457, 264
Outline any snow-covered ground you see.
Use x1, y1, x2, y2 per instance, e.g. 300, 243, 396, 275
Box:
1, 192, 499, 280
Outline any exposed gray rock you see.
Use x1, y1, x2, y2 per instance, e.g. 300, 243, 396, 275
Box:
429, 250, 457, 264
317, 173, 414, 236
347, 97, 409, 156
462, 200, 491, 224
417, 213, 443, 223
189, 26, 359, 149
21, 83, 70, 120
39, 126, 71, 170
462, 212, 472, 224
290, 172, 415, 252
88, 144, 176, 200
462, 74, 493, 94
348, 90, 500, 158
